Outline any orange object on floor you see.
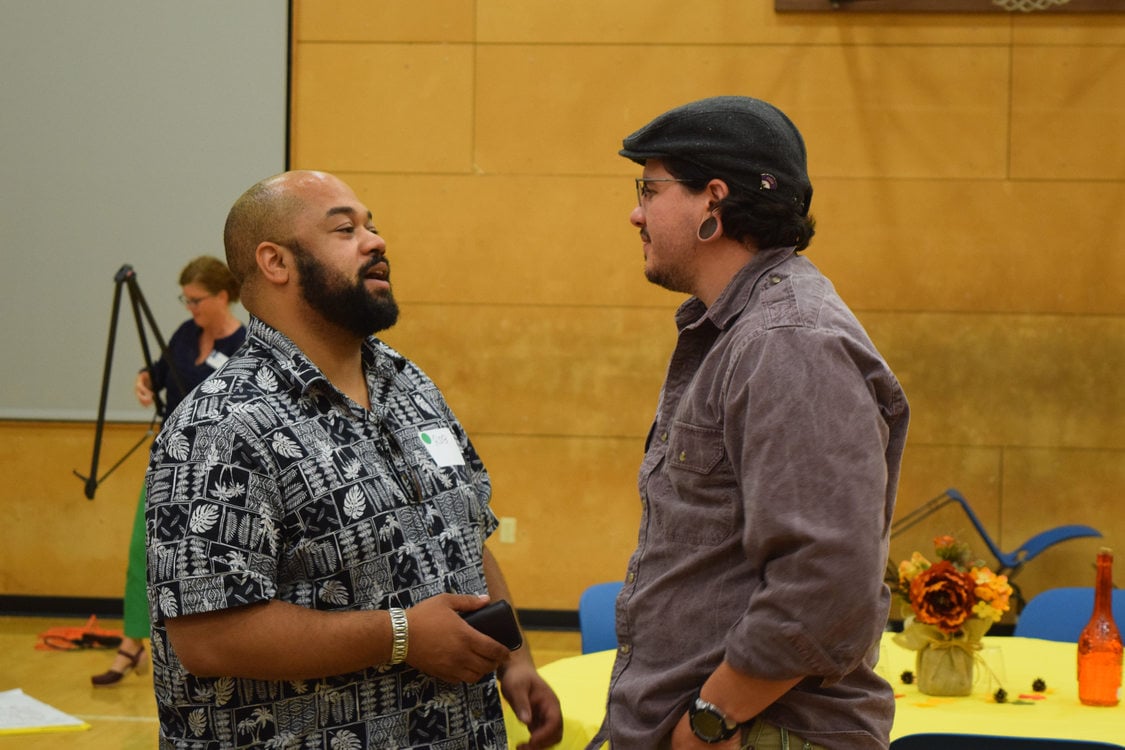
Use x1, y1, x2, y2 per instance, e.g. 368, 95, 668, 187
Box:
35, 615, 124, 651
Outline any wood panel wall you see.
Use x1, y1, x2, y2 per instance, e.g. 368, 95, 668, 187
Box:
3, 1, 1122, 617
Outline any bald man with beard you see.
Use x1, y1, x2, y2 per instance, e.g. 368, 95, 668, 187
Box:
145, 170, 561, 750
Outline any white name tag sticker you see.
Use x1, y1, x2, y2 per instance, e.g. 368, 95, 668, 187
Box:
419, 427, 465, 467
204, 350, 230, 370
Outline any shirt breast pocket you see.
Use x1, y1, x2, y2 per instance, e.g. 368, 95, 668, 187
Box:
654, 422, 738, 546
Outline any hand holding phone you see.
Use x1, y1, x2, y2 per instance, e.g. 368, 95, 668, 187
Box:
460, 600, 523, 650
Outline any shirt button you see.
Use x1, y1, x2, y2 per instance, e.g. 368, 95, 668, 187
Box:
660, 431, 668, 442
626, 571, 636, 583
679, 451, 687, 462
770, 275, 782, 284
619, 643, 631, 655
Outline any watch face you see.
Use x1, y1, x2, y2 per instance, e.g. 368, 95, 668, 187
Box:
689, 701, 736, 743
691, 707, 726, 739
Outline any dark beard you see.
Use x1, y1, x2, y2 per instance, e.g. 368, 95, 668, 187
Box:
291, 241, 399, 338
644, 264, 691, 295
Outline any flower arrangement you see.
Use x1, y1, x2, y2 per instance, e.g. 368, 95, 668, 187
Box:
896, 535, 1013, 633
892, 535, 1014, 696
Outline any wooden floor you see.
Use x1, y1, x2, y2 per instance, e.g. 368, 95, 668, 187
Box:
0, 615, 582, 748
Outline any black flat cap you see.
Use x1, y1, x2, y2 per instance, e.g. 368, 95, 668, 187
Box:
620, 96, 812, 216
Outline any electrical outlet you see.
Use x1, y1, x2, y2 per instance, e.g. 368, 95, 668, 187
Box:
499, 516, 517, 543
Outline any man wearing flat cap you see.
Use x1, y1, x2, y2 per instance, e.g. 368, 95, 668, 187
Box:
590, 97, 909, 749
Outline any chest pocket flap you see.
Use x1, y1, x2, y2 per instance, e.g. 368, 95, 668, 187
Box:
667, 422, 725, 474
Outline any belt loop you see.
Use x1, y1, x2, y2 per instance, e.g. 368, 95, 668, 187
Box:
738, 717, 760, 750
779, 726, 789, 750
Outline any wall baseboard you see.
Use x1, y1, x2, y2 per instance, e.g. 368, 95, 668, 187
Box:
0, 595, 580, 631
518, 608, 579, 631
0, 595, 124, 618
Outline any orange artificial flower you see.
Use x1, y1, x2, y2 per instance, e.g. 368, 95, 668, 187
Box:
908, 560, 978, 634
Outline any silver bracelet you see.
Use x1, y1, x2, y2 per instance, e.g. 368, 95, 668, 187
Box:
389, 608, 409, 665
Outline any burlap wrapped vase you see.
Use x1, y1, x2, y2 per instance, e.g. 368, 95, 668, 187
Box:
915, 640, 975, 695
894, 617, 992, 697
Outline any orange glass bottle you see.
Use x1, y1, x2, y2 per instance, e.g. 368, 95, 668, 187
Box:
1077, 547, 1122, 707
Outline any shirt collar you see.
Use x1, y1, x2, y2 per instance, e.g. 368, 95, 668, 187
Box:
675, 245, 797, 332
245, 315, 407, 399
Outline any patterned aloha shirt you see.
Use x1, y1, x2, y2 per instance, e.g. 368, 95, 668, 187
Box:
145, 315, 504, 749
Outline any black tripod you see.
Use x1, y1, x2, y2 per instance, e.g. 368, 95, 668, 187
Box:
74, 264, 185, 499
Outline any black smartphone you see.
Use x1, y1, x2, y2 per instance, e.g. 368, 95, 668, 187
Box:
460, 600, 523, 650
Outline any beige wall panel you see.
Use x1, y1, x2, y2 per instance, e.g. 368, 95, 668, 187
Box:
295, 0, 475, 42
1014, 13, 1125, 45
1011, 45, 1125, 180
309, 180, 1122, 320
894, 443, 1003, 525
378, 304, 673, 440
0, 422, 150, 597
290, 43, 474, 172
810, 179, 1125, 316
475, 45, 1010, 179
862, 312, 1125, 450
343, 173, 674, 308
998, 447, 1125, 604
478, 434, 642, 610
476, 0, 1011, 45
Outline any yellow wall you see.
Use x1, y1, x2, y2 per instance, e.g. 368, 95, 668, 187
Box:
0, 422, 151, 598
3, 2, 1122, 616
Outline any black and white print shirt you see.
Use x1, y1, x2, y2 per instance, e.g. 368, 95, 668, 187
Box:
145, 315, 505, 749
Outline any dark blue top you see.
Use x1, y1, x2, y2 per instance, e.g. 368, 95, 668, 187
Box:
150, 319, 246, 417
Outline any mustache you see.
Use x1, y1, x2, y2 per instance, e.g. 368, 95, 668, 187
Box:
360, 256, 390, 278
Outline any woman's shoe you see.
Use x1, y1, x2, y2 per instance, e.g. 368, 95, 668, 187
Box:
90, 643, 147, 686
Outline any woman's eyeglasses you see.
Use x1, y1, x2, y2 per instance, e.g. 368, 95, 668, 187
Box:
178, 294, 215, 307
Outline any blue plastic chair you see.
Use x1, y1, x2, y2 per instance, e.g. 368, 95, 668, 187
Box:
891, 734, 1124, 749
892, 488, 1102, 579
578, 581, 623, 654
1014, 587, 1125, 643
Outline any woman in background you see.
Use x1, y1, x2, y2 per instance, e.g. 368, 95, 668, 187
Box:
91, 256, 245, 686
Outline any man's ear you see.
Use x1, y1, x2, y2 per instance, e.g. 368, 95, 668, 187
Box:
706, 178, 730, 207
256, 241, 291, 285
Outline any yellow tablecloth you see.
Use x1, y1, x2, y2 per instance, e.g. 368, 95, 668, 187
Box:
504, 634, 1124, 748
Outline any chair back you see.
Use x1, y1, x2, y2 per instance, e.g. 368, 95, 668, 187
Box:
578, 581, 623, 654
1014, 587, 1125, 643
943, 489, 1101, 575
891, 733, 1124, 749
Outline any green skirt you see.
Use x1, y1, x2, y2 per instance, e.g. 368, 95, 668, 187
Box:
123, 485, 151, 639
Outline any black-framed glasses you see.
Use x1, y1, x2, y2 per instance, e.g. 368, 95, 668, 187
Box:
178, 293, 215, 307
635, 178, 692, 205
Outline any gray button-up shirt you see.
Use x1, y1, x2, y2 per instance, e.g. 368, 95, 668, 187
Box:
597, 247, 909, 749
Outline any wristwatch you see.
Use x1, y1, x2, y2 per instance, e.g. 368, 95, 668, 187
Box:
688, 690, 742, 744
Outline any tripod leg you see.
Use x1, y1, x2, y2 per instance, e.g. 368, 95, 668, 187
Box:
77, 268, 129, 499
125, 274, 171, 418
